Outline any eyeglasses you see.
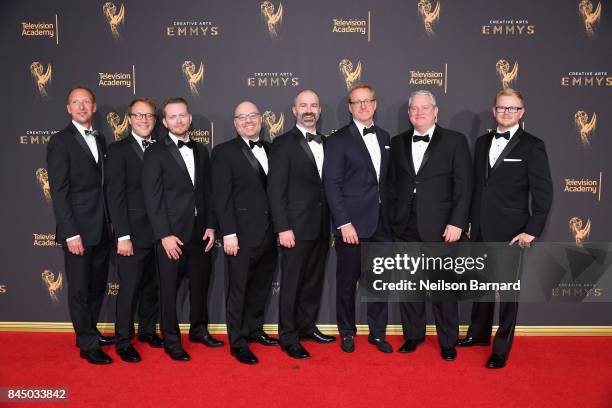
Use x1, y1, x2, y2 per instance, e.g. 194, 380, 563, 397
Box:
234, 112, 262, 122
129, 113, 156, 120
495, 106, 523, 113
349, 99, 376, 106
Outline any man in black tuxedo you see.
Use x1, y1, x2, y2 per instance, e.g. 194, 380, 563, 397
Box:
323, 83, 393, 354
142, 97, 222, 362
457, 88, 553, 369
105, 98, 164, 363
211, 101, 279, 365
47, 85, 114, 364
268, 90, 335, 360
387, 90, 472, 361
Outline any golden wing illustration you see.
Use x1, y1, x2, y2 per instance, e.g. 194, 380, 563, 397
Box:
579, 219, 592, 241
50, 272, 63, 292
35, 168, 52, 202
40, 64, 52, 86
591, 2, 602, 23
583, 112, 597, 134
507, 62, 518, 82
428, 1, 441, 25
271, 3, 283, 26
349, 61, 362, 84
271, 113, 284, 135
113, 3, 125, 26
193, 62, 205, 84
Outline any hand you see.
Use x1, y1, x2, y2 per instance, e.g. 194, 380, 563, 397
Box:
278, 230, 296, 248
117, 239, 134, 257
161, 235, 183, 260
203, 229, 215, 252
510, 233, 535, 248
224, 236, 239, 256
442, 224, 462, 243
466, 223, 471, 240
340, 223, 359, 245
67, 236, 84, 256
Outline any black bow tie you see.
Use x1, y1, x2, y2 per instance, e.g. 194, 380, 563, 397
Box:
306, 132, 322, 144
362, 126, 375, 136
142, 139, 155, 149
494, 131, 510, 140
177, 139, 195, 149
249, 140, 264, 149
84, 129, 99, 137
412, 134, 430, 143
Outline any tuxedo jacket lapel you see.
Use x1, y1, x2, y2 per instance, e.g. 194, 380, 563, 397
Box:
402, 133, 417, 177
293, 128, 319, 178
69, 123, 100, 171
163, 135, 191, 183
490, 129, 522, 175
128, 135, 144, 161
417, 125, 441, 174
349, 122, 378, 181
238, 137, 267, 188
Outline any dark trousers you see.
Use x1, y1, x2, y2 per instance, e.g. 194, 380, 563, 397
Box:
467, 231, 520, 359
335, 208, 390, 339
396, 200, 459, 350
155, 226, 213, 352
63, 236, 111, 352
226, 235, 277, 349
114, 245, 159, 351
279, 239, 329, 346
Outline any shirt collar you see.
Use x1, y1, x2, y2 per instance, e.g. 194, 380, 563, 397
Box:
353, 119, 375, 136
72, 120, 93, 138
496, 123, 520, 140
131, 131, 151, 143
240, 136, 261, 147
413, 124, 436, 138
296, 124, 317, 139
168, 132, 189, 146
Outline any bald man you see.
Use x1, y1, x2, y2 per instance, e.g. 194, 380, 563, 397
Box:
211, 101, 279, 365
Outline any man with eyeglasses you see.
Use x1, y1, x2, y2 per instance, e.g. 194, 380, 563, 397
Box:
267, 90, 335, 360
211, 101, 279, 365
142, 97, 221, 361
323, 83, 393, 354
105, 98, 163, 362
457, 88, 552, 369
387, 90, 472, 362
47, 85, 114, 364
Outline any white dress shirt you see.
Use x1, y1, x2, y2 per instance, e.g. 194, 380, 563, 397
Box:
132, 131, 153, 152
296, 124, 324, 179
412, 124, 436, 175
353, 120, 381, 182
489, 123, 519, 167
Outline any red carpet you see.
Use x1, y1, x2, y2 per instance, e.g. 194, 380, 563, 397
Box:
0, 333, 610, 407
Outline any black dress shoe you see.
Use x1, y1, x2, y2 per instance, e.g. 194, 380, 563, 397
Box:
368, 336, 393, 353
165, 348, 191, 361
441, 347, 457, 361
98, 334, 115, 346
486, 354, 506, 369
340, 336, 355, 353
80, 348, 112, 364
398, 339, 424, 353
138, 333, 164, 348
117, 345, 141, 363
248, 333, 279, 346
231, 347, 258, 365
301, 330, 336, 344
281, 343, 310, 359
456, 336, 491, 347
190, 333, 224, 348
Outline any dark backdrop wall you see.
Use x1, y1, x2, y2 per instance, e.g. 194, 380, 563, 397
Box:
1, 0, 610, 328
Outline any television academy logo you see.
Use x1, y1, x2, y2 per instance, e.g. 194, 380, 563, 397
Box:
103, 2, 125, 39
574, 111, 596, 147
182, 61, 204, 96
42, 269, 63, 303
21, 15, 59, 44
496, 59, 518, 89
578, 0, 602, 36
30, 61, 52, 97
331, 12, 371, 42
262, 111, 284, 140
418, 0, 441, 36
107, 112, 129, 141
339, 59, 362, 90
261, 1, 283, 38
35, 168, 52, 203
